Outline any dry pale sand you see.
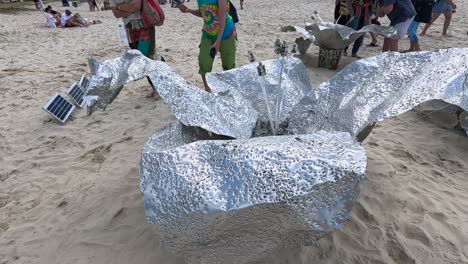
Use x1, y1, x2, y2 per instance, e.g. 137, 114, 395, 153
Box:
0, 0, 468, 263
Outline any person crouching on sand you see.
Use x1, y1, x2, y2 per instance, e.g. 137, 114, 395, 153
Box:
178, 0, 237, 92
377, 0, 416, 52
110, 0, 164, 98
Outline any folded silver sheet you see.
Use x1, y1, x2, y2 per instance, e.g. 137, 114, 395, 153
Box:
206, 57, 310, 135
288, 48, 468, 137
84, 50, 257, 140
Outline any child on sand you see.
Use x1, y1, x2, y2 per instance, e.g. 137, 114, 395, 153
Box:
178, 0, 237, 92
377, 0, 416, 52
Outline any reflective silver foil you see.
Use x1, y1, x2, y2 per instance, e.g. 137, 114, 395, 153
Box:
84, 50, 257, 140
288, 48, 468, 137
293, 22, 397, 52
84, 48, 467, 262
141, 123, 366, 261
206, 57, 311, 135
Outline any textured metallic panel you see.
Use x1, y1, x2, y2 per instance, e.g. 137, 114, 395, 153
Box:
83, 50, 257, 140
288, 48, 468, 137
206, 57, 311, 135
141, 124, 366, 259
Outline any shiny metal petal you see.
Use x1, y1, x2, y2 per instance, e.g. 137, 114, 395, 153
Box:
83, 50, 257, 139
206, 58, 312, 135
289, 48, 468, 137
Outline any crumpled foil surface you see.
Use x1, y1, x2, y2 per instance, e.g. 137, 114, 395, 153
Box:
83, 50, 257, 140
293, 22, 397, 51
141, 122, 366, 261
288, 48, 468, 137
206, 57, 310, 135
82, 48, 467, 262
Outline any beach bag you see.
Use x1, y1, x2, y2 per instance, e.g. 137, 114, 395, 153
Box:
140, 0, 165, 27
229, 1, 239, 23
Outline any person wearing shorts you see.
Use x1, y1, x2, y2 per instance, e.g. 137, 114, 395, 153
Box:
421, 0, 457, 36
378, 0, 416, 52
179, 0, 236, 92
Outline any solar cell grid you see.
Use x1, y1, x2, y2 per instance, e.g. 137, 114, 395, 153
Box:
42, 93, 75, 123
79, 74, 89, 89
66, 82, 85, 107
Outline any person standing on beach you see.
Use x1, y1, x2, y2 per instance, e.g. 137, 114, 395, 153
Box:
420, 0, 457, 36
178, 0, 237, 92
110, 0, 164, 98
349, 0, 373, 59
407, 0, 435, 51
377, 0, 416, 52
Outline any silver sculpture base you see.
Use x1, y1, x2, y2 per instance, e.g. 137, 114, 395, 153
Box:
318, 47, 343, 70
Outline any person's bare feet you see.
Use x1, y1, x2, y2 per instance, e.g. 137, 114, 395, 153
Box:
351, 53, 362, 59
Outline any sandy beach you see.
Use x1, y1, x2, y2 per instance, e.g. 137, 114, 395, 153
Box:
1, 0, 468, 263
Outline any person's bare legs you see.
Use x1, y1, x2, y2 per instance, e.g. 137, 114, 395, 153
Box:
240, 0, 243, 9
382, 38, 391, 52
390, 39, 398, 51
421, 13, 441, 35
382, 38, 399, 52
442, 11, 452, 36
201, 75, 211, 92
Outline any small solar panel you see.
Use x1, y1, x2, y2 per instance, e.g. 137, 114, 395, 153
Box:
66, 82, 85, 107
79, 74, 90, 90
42, 93, 75, 123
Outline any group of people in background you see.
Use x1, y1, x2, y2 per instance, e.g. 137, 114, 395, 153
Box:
335, 0, 457, 56
44, 6, 102, 28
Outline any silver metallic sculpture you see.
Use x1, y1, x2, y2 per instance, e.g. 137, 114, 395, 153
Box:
83, 48, 467, 263
290, 22, 397, 69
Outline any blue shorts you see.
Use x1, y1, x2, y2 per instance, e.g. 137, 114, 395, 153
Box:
432, 0, 452, 14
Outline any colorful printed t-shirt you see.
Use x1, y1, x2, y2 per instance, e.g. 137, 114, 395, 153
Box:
197, 0, 235, 41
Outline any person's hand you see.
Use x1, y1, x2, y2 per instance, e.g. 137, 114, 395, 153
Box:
210, 40, 220, 55
179, 3, 189, 13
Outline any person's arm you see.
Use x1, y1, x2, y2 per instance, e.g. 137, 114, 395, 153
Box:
377, 0, 393, 18
179, 3, 202, 17
110, 0, 138, 18
211, 0, 227, 53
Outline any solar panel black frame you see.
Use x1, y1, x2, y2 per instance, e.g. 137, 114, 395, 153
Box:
79, 74, 90, 90
66, 82, 86, 107
42, 93, 75, 124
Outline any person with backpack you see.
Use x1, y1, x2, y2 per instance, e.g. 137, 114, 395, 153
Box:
420, 0, 457, 36
407, 0, 435, 51
110, 0, 165, 98
178, 0, 237, 92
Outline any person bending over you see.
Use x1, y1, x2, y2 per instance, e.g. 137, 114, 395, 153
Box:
179, 0, 237, 92
377, 0, 416, 52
